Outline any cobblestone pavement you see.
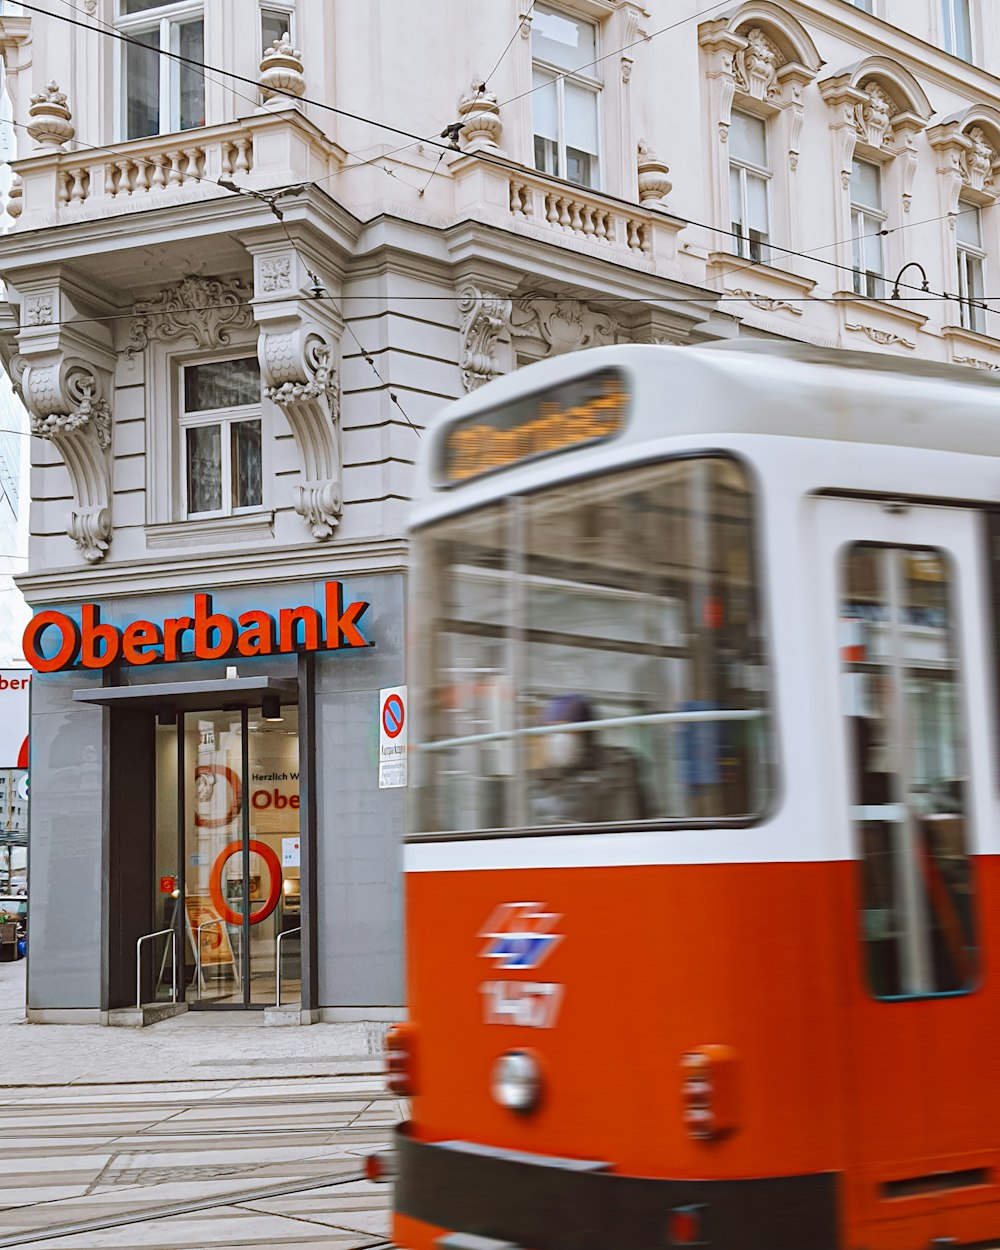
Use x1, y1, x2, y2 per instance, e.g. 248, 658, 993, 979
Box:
0, 963, 399, 1248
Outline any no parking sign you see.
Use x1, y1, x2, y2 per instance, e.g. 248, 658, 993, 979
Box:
379, 685, 408, 789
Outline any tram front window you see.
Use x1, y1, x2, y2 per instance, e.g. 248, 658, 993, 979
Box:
413, 457, 772, 832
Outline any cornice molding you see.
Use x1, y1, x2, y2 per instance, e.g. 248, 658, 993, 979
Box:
15, 538, 409, 604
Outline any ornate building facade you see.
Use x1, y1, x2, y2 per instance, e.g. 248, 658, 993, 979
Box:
1, 0, 997, 1022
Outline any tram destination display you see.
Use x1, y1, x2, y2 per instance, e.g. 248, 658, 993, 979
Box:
439, 366, 629, 485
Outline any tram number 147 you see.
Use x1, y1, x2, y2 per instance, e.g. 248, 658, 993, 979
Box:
480, 980, 565, 1029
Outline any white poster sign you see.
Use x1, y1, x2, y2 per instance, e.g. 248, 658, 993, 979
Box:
378, 685, 408, 789
0, 670, 30, 769
282, 836, 301, 867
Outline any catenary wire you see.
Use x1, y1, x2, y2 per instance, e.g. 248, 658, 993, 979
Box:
40, 0, 431, 194
484, 1, 539, 86
14, 0, 981, 305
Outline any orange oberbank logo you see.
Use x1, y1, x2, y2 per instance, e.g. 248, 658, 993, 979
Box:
23, 581, 369, 673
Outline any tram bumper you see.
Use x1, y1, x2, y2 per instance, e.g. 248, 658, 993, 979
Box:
392, 1125, 839, 1250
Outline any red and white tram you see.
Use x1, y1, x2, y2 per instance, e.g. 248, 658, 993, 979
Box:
388, 342, 1000, 1250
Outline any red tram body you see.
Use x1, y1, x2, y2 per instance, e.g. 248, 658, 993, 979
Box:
391, 343, 1000, 1250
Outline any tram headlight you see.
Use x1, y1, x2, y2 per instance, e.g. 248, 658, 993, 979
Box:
491, 1049, 543, 1114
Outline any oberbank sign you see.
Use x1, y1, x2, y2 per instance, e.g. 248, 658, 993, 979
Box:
23, 581, 370, 673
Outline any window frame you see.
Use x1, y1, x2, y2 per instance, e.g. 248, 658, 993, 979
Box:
940, 0, 974, 61
728, 108, 771, 264
410, 449, 778, 839
115, 0, 204, 140
178, 355, 265, 521
846, 0, 876, 11
956, 201, 987, 334
530, 4, 603, 190
260, 2, 295, 55
850, 158, 887, 299
840, 540, 979, 1000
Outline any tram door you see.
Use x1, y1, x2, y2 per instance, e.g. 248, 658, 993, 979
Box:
813, 497, 996, 1247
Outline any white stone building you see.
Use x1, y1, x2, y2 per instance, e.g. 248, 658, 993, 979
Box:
0, 0, 997, 1020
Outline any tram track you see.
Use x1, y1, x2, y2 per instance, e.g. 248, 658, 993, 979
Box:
0, 1169, 391, 1247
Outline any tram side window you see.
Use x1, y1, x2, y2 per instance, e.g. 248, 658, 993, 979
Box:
413, 457, 773, 832
840, 545, 977, 998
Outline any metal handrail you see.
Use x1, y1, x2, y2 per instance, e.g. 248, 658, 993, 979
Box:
275, 926, 301, 1008
136, 927, 176, 1011
195, 917, 229, 997
420, 708, 765, 752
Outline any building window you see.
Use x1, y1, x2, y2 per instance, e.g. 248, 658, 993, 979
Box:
181, 358, 263, 518
851, 158, 886, 298
531, 4, 601, 189
841, 544, 977, 998
847, 0, 875, 11
261, 4, 294, 50
941, 0, 972, 60
117, 0, 205, 139
956, 202, 986, 333
729, 110, 770, 263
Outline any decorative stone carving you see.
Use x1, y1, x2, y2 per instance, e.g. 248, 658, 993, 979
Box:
458, 81, 503, 152
125, 275, 253, 359
733, 28, 783, 103
258, 35, 306, 107
636, 140, 671, 204
25, 294, 53, 326
726, 288, 803, 316
458, 286, 512, 392
260, 328, 341, 538
854, 81, 897, 150
511, 299, 618, 356
954, 355, 1000, 371
21, 358, 113, 562
27, 81, 74, 152
260, 256, 292, 292
845, 323, 915, 350
961, 126, 998, 193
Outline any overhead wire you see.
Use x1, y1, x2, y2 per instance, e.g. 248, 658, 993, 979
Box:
6, 3, 991, 317
483, 1, 538, 87
14, 2, 423, 428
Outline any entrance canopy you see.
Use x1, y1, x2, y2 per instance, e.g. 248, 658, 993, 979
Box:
73, 676, 298, 715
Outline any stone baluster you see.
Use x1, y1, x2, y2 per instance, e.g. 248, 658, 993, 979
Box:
134, 159, 150, 193
184, 147, 203, 181
6, 174, 23, 220
234, 137, 252, 174
167, 150, 183, 187
115, 159, 133, 195
68, 167, 87, 203
150, 155, 168, 190
103, 163, 116, 198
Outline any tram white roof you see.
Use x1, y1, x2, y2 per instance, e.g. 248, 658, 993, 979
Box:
412, 341, 1000, 520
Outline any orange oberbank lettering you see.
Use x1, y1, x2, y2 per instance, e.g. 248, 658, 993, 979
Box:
23, 582, 370, 673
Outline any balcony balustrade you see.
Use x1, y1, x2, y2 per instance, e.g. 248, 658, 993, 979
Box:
8, 111, 344, 229
452, 155, 685, 275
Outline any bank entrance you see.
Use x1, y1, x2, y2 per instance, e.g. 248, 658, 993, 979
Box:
153, 703, 301, 1008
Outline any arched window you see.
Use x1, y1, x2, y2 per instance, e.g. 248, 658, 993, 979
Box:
698, 5, 821, 267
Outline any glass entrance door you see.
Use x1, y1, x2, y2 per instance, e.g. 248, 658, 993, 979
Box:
154, 702, 300, 1008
